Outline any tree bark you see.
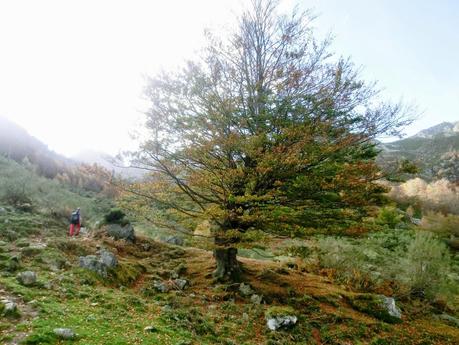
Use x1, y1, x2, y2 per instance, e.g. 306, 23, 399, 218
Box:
213, 247, 242, 282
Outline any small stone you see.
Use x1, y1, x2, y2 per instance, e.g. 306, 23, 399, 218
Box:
382, 296, 402, 320
2, 300, 19, 317
173, 279, 188, 290
266, 316, 298, 330
153, 280, 170, 293
250, 294, 263, 304
161, 305, 172, 312
144, 325, 158, 333
86, 315, 97, 322
347, 294, 402, 324
0, 207, 7, 215
239, 283, 255, 297
16, 271, 37, 286
53, 328, 76, 339
141, 243, 151, 251
165, 236, 184, 246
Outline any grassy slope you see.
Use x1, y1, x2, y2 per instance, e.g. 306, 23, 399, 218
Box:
0, 211, 458, 345
0, 156, 112, 224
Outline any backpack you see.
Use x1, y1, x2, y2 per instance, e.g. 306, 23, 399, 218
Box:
70, 211, 80, 224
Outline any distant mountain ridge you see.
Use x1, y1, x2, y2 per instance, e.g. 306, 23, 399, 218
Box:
412, 121, 459, 139
378, 120, 459, 179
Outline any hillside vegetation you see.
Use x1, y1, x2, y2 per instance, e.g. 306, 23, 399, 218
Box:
0, 208, 458, 344
0, 1, 458, 344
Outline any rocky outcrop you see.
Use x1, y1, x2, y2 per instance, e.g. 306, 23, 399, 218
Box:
107, 224, 136, 243
79, 249, 118, 278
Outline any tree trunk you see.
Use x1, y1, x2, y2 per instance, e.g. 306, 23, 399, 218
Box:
213, 247, 242, 282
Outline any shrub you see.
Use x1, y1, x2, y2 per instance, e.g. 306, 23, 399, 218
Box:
1, 180, 32, 208
400, 231, 456, 300
315, 229, 458, 305
376, 206, 404, 228
103, 208, 127, 224
420, 212, 459, 237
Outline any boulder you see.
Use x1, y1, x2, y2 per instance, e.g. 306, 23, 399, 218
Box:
53, 328, 76, 340
79, 255, 106, 276
79, 250, 118, 278
265, 306, 298, 331
99, 249, 118, 268
16, 271, 37, 286
347, 294, 402, 323
107, 224, 136, 243
165, 236, 184, 246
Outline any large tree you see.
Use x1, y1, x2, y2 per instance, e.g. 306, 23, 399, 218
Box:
127, 0, 412, 281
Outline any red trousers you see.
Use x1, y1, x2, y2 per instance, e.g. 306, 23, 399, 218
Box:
69, 222, 81, 236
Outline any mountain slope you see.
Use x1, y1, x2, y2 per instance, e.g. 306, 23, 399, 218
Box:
378, 121, 459, 179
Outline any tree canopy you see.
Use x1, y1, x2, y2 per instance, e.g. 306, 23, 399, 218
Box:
125, 0, 413, 281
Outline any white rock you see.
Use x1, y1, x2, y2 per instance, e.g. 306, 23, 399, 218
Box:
53, 328, 76, 339
266, 316, 298, 331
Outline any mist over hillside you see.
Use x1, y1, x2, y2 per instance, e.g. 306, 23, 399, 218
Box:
0, 117, 144, 180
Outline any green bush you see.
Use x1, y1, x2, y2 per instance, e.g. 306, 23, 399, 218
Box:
376, 206, 404, 229
400, 231, 456, 300
103, 208, 127, 225
316, 229, 458, 305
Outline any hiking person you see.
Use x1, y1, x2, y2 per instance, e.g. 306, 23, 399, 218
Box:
69, 207, 81, 236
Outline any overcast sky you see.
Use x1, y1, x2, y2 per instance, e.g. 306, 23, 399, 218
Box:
0, 0, 458, 157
